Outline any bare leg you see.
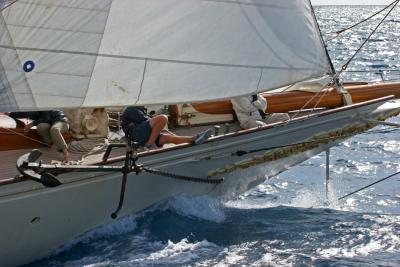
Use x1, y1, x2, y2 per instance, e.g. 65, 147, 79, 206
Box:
147, 115, 168, 145
146, 115, 210, 148
159, 134, 195, 145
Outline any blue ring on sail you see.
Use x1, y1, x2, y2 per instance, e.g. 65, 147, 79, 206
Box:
23, 61, 35, 72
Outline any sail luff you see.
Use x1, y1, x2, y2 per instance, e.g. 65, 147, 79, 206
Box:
307, 0, 336, 76
0, 0, 332, 111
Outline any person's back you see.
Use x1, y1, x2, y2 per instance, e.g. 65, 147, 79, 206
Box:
121, 106, 212, 150
34, 110, 68, 126
231, 94, 289, 129
231, 94, 267, 129
121, 106, 148, 136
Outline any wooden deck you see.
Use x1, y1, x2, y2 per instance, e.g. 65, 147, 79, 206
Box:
0, 123, 238, 182
0, 147, 83, 180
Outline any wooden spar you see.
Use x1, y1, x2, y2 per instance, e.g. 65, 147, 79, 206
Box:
192, 82, 400, 114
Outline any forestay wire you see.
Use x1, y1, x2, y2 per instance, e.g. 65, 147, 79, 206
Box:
325, 0, 399, 42
288, 0, 400, 119
337, 0, 399, 74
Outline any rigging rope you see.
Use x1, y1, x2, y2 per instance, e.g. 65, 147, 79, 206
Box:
287, 78, 335, 121
0, 0, 20, 12
338, 170, 400, 200
325, 0, 399, 42
289, 0, 399, 119
0, 126, 48, 146
338, 0, 399, 74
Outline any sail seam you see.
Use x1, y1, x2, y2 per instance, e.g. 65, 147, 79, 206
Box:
82, 0, 113, 107
135, 59, 148, 105
0, 12, 17, 109
237, 2, 296, 69
9, 1, 110, 12
0, 45, 318, 71
6, 71, 91, 78
202, 0, 294, 9
0, 12, 37, 108
14, 92, 83, 99
0, 62, 16, 109
5, 23, 106, 35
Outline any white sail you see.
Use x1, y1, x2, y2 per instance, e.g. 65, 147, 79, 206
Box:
0, 0, 332, 111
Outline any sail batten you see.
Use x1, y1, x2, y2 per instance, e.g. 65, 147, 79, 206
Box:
0, 0, 331, 111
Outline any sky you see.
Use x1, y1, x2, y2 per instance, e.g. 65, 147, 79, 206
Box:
311, 0, 392, 5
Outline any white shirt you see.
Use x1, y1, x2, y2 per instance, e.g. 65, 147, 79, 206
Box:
231, 94, 267, 129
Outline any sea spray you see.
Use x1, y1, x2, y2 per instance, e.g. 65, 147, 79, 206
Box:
166, 195, 226, 223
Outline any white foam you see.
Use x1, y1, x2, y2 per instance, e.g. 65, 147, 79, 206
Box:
289, 189, 326, 208
253, 252, 297, 267
166, 195, 226, 223
317, 214, 400, 258
217, 247, 247, 266
211, 241, 298, 267
125, 238, 219, 265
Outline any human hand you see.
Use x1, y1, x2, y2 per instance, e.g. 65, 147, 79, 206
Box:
24, 122, 33, 133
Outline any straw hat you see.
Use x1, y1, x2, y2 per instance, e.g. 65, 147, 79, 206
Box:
82, 115, 98, 132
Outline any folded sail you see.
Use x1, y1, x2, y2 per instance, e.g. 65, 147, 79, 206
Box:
0, 0, 332, 111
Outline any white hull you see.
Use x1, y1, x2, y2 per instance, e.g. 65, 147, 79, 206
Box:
1, 97, 399, 266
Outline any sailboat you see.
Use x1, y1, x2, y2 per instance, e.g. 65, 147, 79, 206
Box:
1, 0, 399, 266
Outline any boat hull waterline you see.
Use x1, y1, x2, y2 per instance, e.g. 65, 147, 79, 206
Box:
1, 97, 400, 266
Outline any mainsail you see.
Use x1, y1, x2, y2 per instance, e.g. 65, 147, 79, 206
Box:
0, 0, 332, 111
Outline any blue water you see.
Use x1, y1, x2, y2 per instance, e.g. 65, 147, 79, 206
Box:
27, 6, 400, 267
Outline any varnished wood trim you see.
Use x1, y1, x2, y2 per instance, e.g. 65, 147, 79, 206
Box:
192, 82, 400, 114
